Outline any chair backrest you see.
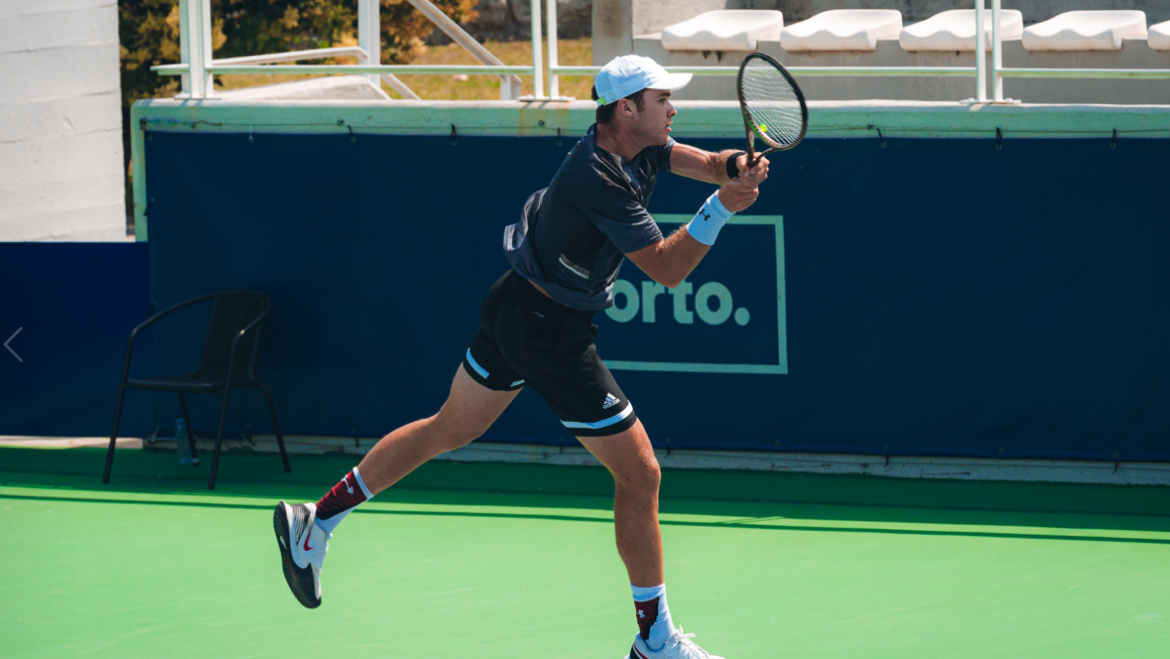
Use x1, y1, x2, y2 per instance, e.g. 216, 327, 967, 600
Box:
195, 290, 271, 382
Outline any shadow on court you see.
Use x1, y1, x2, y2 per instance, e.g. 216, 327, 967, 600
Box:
3, 446, 1168, 544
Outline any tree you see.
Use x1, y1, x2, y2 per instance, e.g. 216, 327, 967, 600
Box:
119, 0, 220, 106
119, 0, 480, 107
118, 1, 478, 230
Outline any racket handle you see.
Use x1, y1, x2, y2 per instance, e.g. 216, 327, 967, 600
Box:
747, 147, 776, 171
743, 122, 757, 176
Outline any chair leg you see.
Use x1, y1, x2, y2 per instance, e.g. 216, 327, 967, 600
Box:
103, 385, 128, 484
208, 386, 232, 490
258, 382, 290, 473
177, 392, 200, 466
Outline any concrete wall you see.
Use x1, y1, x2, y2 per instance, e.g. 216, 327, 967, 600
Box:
0, 0, 126, 242
595, 0, 758, 64
596, 0, 1170, 64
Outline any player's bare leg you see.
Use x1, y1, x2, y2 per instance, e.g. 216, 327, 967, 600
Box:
273, 366, 518, 608
577, 419, 664, 587
356, 366, 520, 493
580, 419, 723, 658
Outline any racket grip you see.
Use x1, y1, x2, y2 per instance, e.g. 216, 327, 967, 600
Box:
743, 122, 756, 176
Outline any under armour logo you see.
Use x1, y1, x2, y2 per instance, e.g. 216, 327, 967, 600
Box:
637, 610, 646, 618
699, 210, 711, 222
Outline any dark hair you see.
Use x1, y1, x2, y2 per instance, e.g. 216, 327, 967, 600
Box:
591, 85, 647, 125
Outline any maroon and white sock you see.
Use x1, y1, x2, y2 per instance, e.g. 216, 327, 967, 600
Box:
632, 583, 673, 651
313, 467, 373, 533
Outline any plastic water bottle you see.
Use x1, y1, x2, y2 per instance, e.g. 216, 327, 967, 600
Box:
175, 417, 198, 465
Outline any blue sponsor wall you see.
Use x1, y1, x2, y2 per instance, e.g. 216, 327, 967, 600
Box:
0, 243, 153, 437
597, 215, 785, 374
4, 130, 1168, 462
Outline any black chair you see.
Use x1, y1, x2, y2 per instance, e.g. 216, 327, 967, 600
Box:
103, 290, 290, 489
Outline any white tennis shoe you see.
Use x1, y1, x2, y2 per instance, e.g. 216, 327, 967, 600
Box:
626, 627, 725, 659
273, 501, 331, 608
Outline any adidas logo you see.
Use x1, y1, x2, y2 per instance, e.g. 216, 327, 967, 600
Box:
603, 393, 620, 410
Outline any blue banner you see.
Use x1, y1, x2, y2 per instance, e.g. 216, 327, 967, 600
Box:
6, 129, 1168, 464
0, 243, 152, 437
597, 216, 786, 374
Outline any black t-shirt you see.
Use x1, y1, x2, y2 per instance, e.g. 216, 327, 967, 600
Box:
504, 124, 674, 310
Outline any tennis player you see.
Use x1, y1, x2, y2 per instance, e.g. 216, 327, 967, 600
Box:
274, 54, 768, 659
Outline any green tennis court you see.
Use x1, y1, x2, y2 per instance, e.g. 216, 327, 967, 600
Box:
3, 445, 1169, 658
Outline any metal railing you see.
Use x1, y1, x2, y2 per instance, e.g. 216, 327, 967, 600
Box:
985, 0, 1170, 98
152, 0, 530, 100
155, 0, 1170, 104
547, 0, 1170, 104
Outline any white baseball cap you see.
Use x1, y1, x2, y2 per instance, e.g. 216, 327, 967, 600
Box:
594, 55, 692, 106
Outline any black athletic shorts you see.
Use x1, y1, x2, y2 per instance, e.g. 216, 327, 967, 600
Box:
462, 270, 638, 437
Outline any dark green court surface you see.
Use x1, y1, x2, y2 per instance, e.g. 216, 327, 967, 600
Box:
3, 446, 1169, 658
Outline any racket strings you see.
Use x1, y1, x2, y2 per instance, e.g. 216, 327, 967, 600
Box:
739, 58, 804, 149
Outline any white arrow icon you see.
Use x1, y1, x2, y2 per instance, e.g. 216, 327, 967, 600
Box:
5, 327, 22, 362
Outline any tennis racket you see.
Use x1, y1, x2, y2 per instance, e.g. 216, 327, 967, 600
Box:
736, 52, 808, 169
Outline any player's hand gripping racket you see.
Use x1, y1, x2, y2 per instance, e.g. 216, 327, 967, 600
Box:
737, 53, 808, 169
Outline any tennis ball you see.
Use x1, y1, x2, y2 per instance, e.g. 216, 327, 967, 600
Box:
759, 124, 768, 133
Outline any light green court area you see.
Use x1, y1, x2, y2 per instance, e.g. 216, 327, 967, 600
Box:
2, 446, 1169, 659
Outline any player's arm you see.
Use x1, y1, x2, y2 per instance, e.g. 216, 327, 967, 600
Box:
625, 225, 709, 289
669, 143, 752, 185
625, 175, 762, 289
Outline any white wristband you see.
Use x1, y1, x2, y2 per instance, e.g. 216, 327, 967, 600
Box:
685, 191, 734, 246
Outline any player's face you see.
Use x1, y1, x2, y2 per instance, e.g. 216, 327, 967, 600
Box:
633, 89, 677, 146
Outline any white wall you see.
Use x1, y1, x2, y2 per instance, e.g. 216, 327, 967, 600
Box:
595, 0, 749, 64
0, 0, 126, 242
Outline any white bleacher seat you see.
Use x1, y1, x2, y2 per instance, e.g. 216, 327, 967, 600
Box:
661, 10, 784, 52
1023, 11, 1147, 51
781, 10, 902, 52
899, 9, 1023, 51
1149, 20, 1170, 51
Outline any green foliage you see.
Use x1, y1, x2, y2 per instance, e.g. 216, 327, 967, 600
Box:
378, 0, 479, 64
119, 0, 192, 105
118, 0, 481, 107
215, 0, 357, 59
